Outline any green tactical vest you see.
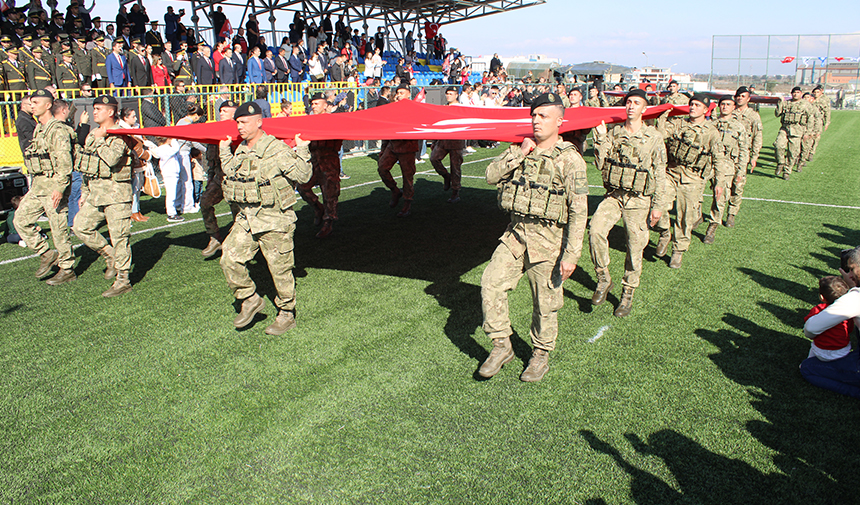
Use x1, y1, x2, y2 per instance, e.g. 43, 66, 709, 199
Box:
23, 120, 65, 176
222, 137, 298, 211
497, 142, 573, 224
666, 125, 712, 177
782, 101, 805, 125
603, 130, 657, 195
75, 134, 132, 181
716, 119, 742, 163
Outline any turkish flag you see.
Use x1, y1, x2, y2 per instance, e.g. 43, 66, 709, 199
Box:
781, 57, 795, 64
112, 101, 690, 145
220, 19, 233, 39
414, 88, 426, 103
835, 57, 845, 61
424, 22, 439, 39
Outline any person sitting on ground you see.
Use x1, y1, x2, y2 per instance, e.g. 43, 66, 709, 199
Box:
802, 247, 860, 399
4, 196, 26, 247
803, 276, 853, 364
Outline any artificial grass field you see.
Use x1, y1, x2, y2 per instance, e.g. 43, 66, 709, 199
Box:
2, 109, 859, 504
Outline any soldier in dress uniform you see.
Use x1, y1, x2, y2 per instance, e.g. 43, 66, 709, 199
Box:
0, 35, 12, 62
478, 92, 589, 382
14, 90, 77, 285
89, 35, 108, 89
589, 88, 667, 317
26, 45, 53, 89
55, 49, 80, 90
200, 100, 240, 258
73, 36, 92, 87
218, 101, 312, 335
429, 86, 466, 204
653, 94, 729, 268
3, 48, 29, 100
297, 93, 344, 239
773, 86, 811, 180
703, 96, 748, 245
72, 94, 140, 297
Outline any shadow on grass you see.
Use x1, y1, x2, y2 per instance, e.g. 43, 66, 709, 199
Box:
738, 267, 815, 304
692, 313, 860, 504
820, 224, 860, 248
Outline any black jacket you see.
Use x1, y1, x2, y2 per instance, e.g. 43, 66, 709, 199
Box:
128, 51, 152, 87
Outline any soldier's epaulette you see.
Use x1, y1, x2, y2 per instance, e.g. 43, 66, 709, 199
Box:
555, 139, 576, 154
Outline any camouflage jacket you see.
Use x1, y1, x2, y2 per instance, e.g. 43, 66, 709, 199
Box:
734, 106, 763, 165
659, 118, 731, 182
487, 140, 589, 265
594, 123, 668, 209
775, 99, 811, 136
714, 115, 750, 177
661, 92, 689, 106
28, 118, 76, 196
814, 95, 831, 130
220, 133, 312, 235
79, 132, 133, 207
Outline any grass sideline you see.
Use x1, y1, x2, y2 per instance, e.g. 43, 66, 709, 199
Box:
2, 110, 860, 503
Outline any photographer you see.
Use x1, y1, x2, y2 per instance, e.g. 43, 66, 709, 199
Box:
801, 246, 860, 399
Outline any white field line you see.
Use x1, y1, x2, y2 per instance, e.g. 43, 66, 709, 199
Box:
3, 155, 858, 266
588, 325, 611, 343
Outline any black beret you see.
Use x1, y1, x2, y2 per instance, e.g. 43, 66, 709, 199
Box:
735, 86, 750, 96
813, 84, 823, 91
309, 92, 326, 102
219, 100, 238, 110
802, 92, 811, 98
396, 83, 410, 92
530, 92, 565, 113
718, 95, 735, 104
791, 86, 801, 93
689, 93, 710, 106
234, 101, 263, 119
93, 94, 118, 106
32, 88, 53, 99
624, 88, 648, 103
668, 79, 678, 85
445, 86, 459, 93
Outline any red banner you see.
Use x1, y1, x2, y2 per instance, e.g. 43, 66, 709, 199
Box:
781, 57, 795, 64
111, 100, 691, 145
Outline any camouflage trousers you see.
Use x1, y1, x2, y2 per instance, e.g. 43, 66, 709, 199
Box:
708, 171, 733, 225
654, 172, 705, 253
774, 129, 802, 173
481, 241, 563, 351
727, 173, 747, 217
378, 149, 416, 201
200, 175, 239, 237
298, 152, 341, 221
800, 133, 819, 163
220, 221, 297, 312
73, 200, 132, 271
14, 191, 75, 270
588, 190, 651, 289
429, 143, 463, 191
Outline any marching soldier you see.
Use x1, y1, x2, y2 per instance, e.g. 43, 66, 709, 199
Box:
73, 36, 92, 87
799, 92, 822, 171
26, 46, 53, 90
200, 100, 240, 258
660, 80, 689, 105
55, 49, 80, 90
725, 86, 762, 227
589, 88, 667, 317
72, 95, 138, 297
810, 85, 830, 161
478, 92, 589, 382
654, 94, 729, 268
14, 90, 78, 285
218, 101, 312, 335
773, 86, 811, 180
429, 86, 466, 204
90, 35, 108, 89
377, 84, 420, 217
297, 93, 344, 239
703, 96, 748, 245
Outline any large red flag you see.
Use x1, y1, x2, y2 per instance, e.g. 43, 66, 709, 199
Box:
111, 100, 690, 145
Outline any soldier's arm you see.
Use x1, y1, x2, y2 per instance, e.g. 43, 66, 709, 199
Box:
49, 127, 75, 193
709, 129, 732, 179
737, 124, 749, 175
560, 152, 589, 266
279, 142, 312, 185
220, 142, 239, 176
650, 133, 668, 212
486, 144, 524, 185
824, 102, 831, 129
94, 135, 129, 166
774, 99, 783, 117
592, 125, 610, 173
655, 110, 674, 138
750, 114, 763, 164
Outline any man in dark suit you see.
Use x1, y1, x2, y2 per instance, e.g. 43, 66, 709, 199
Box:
161, 40, 176, 80
288, 45, 303, 82
218, 47, 236, 84
138, 88, 167, 128
196, 44, 215, 85
274, 47, 289, 83
231, 44, 246, 84
262, 49, 275, 83
128, 38, 152, 87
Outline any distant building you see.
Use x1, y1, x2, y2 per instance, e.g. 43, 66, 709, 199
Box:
796, 60, 860, 85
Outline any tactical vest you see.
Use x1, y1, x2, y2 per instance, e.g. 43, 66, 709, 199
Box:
23, 121, 65, 176
75, 134, 132, 181
782, 102, 804, 125
497, 143, 572, 224
603, 130, 657, 195
222, 139, 298, 211
716, 119, 742, 163
666, 125, 711, 177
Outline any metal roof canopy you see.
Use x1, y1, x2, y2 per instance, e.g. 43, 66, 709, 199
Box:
141, 0, 547, 53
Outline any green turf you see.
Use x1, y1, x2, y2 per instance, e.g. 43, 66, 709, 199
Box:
2, 110, 860, 504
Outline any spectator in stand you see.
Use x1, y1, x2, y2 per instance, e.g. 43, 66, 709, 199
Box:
232, 44, 246, 83
170, 79, 190, 120
211, 6, 226, 43
247, 46, 264, 84
212, 40, 228, 73
219, 47, 236, 84
164, 6, 183, 43
367, 48, 383, 80
104, 23, 116, 44
233, 29, 248, 55
116, 5, 128, 33
288, 45, 303, 82
128, 3, 148, 36
246, 14, 259, 49
253, 85, 272, 118
308, 52, 324, 82
106, 39, 129, 87
151, 51, 171, 87
276, 99, 293, 117
274, 47, 290, 83
196, 44, 215, 85
263, 49, 276, 83
374, 26, 386, 53
395, 57, 409, 82
376, 85, 391, 106
489, 53, 502, 75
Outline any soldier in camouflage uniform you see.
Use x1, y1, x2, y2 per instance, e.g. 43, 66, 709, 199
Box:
589, 88, 667, 317
430, 87, 466, 204
14, 90, 77, 285
200, 100, 240, 258
219, 102, 312, 335
297, 93, 344, 239
799, 92, 822, 170
773, 86, 811, 180
809, 85, 831, 162
478, 93, 589, 382
704, 96, 748, 245
725, 86, 762, 227
583, 86, 606, 107
654, 94, 729, 268
377, 84, 419, 218
72, 95, 137, 298
660, 80, 689, 106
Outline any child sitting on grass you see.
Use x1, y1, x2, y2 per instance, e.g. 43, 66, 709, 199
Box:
805, 276, 854, 361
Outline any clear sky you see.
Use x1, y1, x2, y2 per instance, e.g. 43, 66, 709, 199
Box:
87, 0, 859, 75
